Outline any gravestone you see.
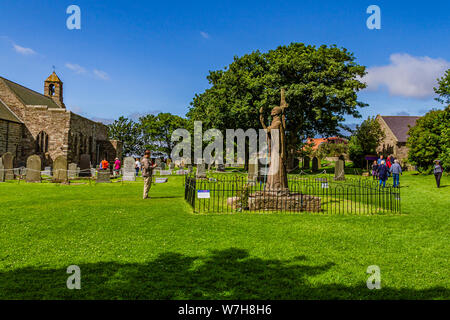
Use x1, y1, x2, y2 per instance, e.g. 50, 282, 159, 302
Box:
42, 166, 52, 176
196, 161, 206, 179
217, 164, 225, 172
312, 157, 319, 172
79, 154, 91, 177
303, 156, 310, 169
68, 163, 78, 179
123, 157, 136, 181
0, 158, 4, 182
248, 159, 259, 183
169, 163, 175, 170
26, 155, 41, 183
334, 159, 345, 181
155, 158, 162, 169
155, 177, 168, 183
96, 171, 111, 183
2, 152, 14, 180
160, 170, 172, 175
53, 156, 68, 183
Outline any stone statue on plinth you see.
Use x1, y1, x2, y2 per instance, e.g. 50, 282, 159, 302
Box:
259, 88, 289, 194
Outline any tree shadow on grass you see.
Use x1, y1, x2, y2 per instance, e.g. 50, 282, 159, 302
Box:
0, 248, 448, 299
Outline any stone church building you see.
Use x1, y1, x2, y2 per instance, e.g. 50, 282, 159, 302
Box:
0, 72, 121, 168
376, 114, 420, 163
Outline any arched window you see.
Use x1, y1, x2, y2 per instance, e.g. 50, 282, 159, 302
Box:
49, 84, 55, 96
36, 131, 49, 153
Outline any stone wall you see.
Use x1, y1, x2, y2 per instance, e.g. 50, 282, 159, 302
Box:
376, 115, 408, 163
68, 113, 109, 165
0, 119, 23, 163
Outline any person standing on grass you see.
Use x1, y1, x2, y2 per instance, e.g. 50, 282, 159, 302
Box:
433, 160, 443, 188
390, 159, 402, 188
377, 155, 384, 165
142, 150, 157, 199
101, 158, 109, 171
114, 158, 121, 177
371, 160, 379, 180
135, 158, 141, 176
378, 160, 389, 188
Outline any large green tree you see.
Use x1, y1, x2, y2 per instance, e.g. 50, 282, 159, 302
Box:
407, 69, 450, 172
407, 107, 450, 173
139, 112, 189, 158
107, 116, 144, 156
434, 68, 450, 105
187, 43, 367, 168
348, 117, 385, 168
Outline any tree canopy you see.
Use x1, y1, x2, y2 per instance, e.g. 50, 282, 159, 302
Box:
186, 43, 367, 167
348, 117, 385, 168
407, 106, 450, 173
107, 116, 144, 156
434, 68, 450, 105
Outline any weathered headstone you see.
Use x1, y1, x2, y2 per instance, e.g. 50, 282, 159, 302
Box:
155, 177, 168, 183
79, 154, 91, 177
42, 166, 52, 176
1, 152, 14, 180
334, 159, 345, 181
96, 171, 111, 183
53, 156, 68, 183
155, 158, 162, 169
217, 164, 225, 172
248, 160, 259, 183
196, 161, 206, 179
312, 157, 319, 172
68, 163, 78, 179
123, 157, 136, 181
169, 163, 175, 170
0, 158, 4, 182
160, 169, 172, 175
26, 155, 41, 183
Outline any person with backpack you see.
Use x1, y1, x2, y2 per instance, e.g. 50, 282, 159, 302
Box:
378, 160, 389, 188
433, 160, 444, 188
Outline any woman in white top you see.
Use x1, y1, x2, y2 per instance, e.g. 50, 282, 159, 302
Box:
135, 158, 142, 176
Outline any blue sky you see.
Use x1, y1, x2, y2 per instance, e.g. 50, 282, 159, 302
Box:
0, 0, 449, 125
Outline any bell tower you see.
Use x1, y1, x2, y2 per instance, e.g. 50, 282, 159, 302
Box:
44, 71, 65, 108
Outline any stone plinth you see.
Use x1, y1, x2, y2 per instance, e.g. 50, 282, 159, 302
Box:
228, 192, 321, 212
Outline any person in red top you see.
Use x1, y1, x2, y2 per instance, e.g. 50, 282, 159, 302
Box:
101, 158, 109, 170
386, 157, 392, 168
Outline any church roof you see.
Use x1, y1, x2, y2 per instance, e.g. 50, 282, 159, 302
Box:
45, 72, 62, 82
380, 116, 421, 143
0, 99, 22, 123
0, 76, 62, 109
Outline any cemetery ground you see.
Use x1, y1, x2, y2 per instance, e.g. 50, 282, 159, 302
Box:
0, 172, 448, 299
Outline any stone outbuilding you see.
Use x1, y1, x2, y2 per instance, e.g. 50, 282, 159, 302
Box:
375, 115, 420, 163
0, 72, 121, 168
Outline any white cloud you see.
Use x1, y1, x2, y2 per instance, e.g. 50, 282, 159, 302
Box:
65, 63, 87, 74
13, 43, 36, 55
93, 69, 110, 80
363, 53, 450, 99
200, 31, 210, 39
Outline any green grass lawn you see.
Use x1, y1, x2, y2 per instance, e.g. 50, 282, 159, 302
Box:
0, 172, 449, 299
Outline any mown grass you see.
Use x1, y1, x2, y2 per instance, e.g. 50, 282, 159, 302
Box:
0, 172, 449, 299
